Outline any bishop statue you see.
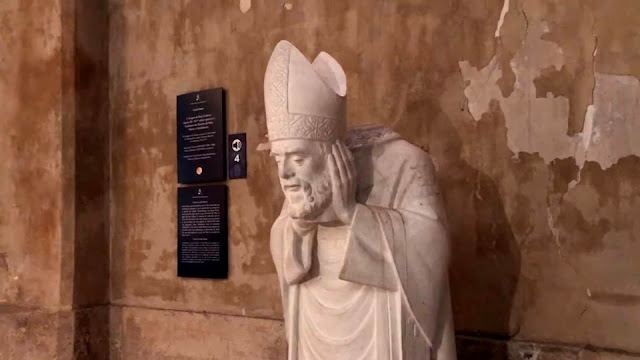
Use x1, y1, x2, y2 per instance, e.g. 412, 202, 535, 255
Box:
264, 40, 457, 360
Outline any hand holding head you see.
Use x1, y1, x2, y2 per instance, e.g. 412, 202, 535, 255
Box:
328, 140, 357, 225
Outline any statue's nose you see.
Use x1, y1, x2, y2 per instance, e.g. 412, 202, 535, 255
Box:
278, 161, 294, 179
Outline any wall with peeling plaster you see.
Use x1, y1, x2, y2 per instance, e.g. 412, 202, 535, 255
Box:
1, 0, 639, 359
108, 0, 640, 358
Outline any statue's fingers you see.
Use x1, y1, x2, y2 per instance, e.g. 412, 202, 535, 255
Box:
327, 154, 342, 195
332, 143, 348, 190
338, 140, 352, 180
337, 141, 355, 196
341, 140, 356, 163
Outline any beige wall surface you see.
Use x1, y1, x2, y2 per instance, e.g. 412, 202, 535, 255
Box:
0, 0, 66, 311
0, 1, 71, 357
109, 0, 640, 357
0, 0, 110, 359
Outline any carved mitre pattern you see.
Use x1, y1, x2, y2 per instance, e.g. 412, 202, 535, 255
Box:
264, 41, 346, 142
264, 42, 289, 121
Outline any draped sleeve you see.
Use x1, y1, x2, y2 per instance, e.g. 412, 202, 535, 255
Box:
338, 140, 456, 359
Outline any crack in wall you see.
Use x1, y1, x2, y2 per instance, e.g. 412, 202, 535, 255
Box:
521, 8, 529, 41
495, 0, 510, 38
544, 164, 590, 288
570, 34, 598, 190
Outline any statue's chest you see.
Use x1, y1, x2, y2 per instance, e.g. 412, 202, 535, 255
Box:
298, 277, 379, 359
314, 226, 349, 272
297, 225, 398, 359
315, 225, 349, 279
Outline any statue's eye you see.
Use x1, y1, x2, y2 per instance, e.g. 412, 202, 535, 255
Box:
293, 158, 304, 165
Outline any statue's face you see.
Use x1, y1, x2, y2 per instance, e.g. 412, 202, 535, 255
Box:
270, 139, 333, 220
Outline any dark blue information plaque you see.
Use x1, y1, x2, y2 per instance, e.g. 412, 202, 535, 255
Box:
177, 185, 228, 279
177, 88, 226, 184
228, 133, 247, 179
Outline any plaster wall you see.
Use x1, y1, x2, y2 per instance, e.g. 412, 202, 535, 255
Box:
0, 0, 66, 312
0, 0, 110, 358
2, 0, 639, 359
107, 0, 640, 359
0, 1, 71, 357
109, 0, 640, 358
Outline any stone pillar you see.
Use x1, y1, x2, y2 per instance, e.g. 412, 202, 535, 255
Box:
0, 0, 109, 358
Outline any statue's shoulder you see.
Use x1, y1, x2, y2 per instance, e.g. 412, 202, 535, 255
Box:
269, 210, 288, 265
347, 125, 435, 169
271, 206, 288, 235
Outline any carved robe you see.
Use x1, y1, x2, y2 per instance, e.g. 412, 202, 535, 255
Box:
270, 127, 457, 360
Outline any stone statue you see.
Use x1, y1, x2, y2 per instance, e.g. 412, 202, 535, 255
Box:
264, 40, 457, 360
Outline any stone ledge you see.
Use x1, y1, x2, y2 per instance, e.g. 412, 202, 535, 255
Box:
3, 305, 637, 359
0, 306, 109, 360
110, 305, 287, 360
456, 336, 640, 360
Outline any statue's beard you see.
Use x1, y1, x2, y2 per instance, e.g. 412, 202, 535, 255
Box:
287, 173, 332, 221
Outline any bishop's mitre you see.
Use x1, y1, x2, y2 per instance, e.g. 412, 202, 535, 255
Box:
264, 40, 347, 143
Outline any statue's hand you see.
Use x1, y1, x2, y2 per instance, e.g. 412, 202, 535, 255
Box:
328, 140, 357, 225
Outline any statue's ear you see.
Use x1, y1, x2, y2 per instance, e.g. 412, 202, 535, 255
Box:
312, 52, 347, 97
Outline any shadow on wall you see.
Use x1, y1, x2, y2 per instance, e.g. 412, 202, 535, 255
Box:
428, 102, 522, 359
449, 165, 521, 359
69, 0, 110, 359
